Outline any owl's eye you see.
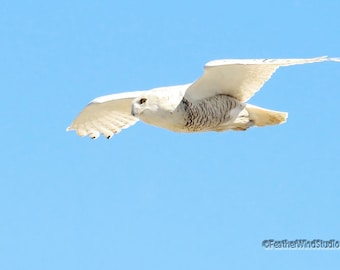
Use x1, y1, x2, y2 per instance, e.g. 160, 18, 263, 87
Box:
139, 98, 147, 104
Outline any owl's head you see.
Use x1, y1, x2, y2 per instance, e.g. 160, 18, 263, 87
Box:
131, 87, 185, 131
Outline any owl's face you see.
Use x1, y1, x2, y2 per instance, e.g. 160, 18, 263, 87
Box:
131, 92, 180, 129
132, 94, 159, 117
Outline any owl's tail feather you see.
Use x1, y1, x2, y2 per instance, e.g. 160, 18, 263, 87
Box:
245, 104, 288, 127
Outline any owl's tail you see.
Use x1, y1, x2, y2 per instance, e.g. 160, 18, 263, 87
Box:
245, 104, 288, 127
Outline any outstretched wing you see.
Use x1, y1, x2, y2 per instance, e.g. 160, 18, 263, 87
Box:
184, 56, 334, 102
67, 91, 146, 139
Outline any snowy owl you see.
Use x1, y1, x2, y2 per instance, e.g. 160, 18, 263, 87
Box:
67, 56, 339, 139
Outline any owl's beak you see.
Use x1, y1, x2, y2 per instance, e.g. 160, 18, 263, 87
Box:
131, 104, 138, 117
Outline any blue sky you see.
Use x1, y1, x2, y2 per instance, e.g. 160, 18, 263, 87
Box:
1, 0, 339, 269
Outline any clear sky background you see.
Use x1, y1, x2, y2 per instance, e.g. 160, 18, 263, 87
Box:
1, 0, 339, 269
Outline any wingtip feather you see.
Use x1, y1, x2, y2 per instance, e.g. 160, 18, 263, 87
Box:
328, 57, 340, 62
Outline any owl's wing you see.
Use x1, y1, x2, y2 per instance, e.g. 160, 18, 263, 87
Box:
184, 56, 336, 102
67, 91, 146, 139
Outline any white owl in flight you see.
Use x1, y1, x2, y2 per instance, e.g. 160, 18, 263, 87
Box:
67, 56, 339, 139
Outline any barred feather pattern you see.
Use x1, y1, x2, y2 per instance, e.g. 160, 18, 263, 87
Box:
180, 94, 245, 132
